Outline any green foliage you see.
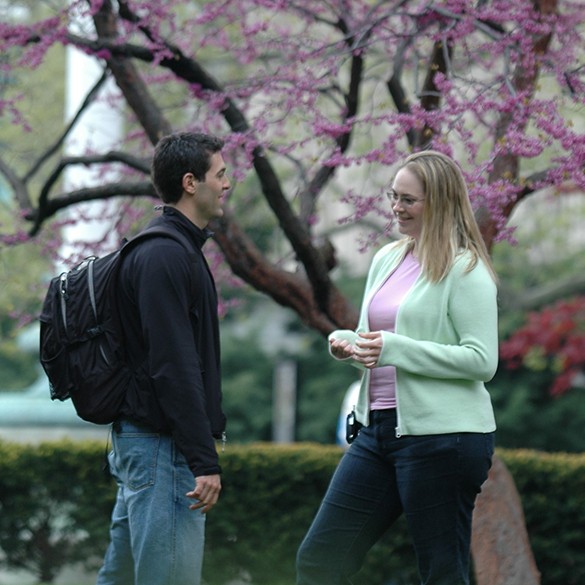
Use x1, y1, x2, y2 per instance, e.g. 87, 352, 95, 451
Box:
220, 291, 360, 445
221, 327, 355, 445
295, 335, 357, 444
0, 232, 52, 392
205, 442, 419, 585
0, 441, 583, 585
487, 194, 585, 450
489, 367, 585, 453
0, 440, 115, 584
491, 194, 585, 340
0, 2, 71, 394
499, 296, 585, 397
0, 337, 39, 391
0, 2, 66, 186
204, 443, 341, 585
499, 449, 585, 585
220, 331, 275, 442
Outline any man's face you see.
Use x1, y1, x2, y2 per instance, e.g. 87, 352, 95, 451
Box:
193, 152, 230, 223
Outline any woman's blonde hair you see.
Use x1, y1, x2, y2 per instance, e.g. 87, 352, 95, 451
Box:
397, 150, 497, 283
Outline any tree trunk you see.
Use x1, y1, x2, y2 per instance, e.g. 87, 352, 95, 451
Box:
472, 455, 541, 585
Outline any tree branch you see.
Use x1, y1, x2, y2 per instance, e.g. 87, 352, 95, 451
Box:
24, 70, 109, 183
87, 0, 347, 324
478, 0, 558, 247
0, 156, 30, 209
27, 181, 156, 234
211, 212, 358, 335
92, 0, 172, 144
499, 272, 585, 311
301, 15, 365, 223
385, 15, 452, 150
28, 152, 152, 234
414, 37, 453, 149
387, 37, 417, 148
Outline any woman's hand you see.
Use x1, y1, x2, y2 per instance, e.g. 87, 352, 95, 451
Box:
328, 337, 356, 360
354, 331, 383, 369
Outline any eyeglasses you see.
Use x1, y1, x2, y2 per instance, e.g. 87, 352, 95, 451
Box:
386, 191, 425, 208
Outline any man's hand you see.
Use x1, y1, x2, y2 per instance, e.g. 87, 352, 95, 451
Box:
186, 474, 222, 513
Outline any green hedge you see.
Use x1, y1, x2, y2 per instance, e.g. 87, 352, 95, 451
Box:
0, 440, 115, 583
498, 449, 585, 585
0, 441, 583, 585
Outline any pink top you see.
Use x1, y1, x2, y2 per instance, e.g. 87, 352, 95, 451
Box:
368, 251, 421, 410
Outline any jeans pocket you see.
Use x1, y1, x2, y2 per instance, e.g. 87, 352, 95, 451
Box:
484, 432, 496, 460
114, 430, 160, 491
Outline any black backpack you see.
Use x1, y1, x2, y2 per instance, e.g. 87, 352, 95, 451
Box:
39, 225, 195, 424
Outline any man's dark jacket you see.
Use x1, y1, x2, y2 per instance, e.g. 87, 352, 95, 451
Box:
117, 206, 225, 477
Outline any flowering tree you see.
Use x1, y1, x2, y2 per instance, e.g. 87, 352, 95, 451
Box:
1, 0, 584, 335
2, 0, 585, 582
501, 296, 585, 396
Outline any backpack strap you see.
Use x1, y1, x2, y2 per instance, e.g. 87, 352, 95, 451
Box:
125, 225, 196, 256
120, 225, 200, 303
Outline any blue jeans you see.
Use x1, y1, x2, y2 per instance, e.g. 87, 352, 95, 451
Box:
296, 409, 494, 585
96, 419, 206, 585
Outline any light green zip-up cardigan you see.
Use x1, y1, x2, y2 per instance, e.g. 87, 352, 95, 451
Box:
329, 240, 498, 437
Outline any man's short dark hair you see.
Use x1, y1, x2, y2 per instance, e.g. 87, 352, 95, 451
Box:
151, 132, 225, 204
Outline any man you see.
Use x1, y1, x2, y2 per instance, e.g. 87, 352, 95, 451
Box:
96, 131, 230, 585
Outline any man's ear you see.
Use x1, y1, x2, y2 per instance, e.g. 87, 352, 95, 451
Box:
182, 172, 198, 195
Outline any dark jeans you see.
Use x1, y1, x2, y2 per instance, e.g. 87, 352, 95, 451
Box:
296, 409, 494, 585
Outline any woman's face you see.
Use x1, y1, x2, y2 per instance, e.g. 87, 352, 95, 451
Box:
389, 167, 425, 243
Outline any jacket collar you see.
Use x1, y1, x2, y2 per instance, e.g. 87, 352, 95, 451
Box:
160, 206, 214, 249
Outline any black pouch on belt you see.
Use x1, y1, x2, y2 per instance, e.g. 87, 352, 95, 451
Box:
345, 410, 363, 444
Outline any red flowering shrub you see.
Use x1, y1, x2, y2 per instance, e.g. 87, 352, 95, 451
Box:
500, 297, 585, 396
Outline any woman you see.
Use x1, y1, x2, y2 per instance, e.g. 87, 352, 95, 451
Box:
296, 151, 498, 585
